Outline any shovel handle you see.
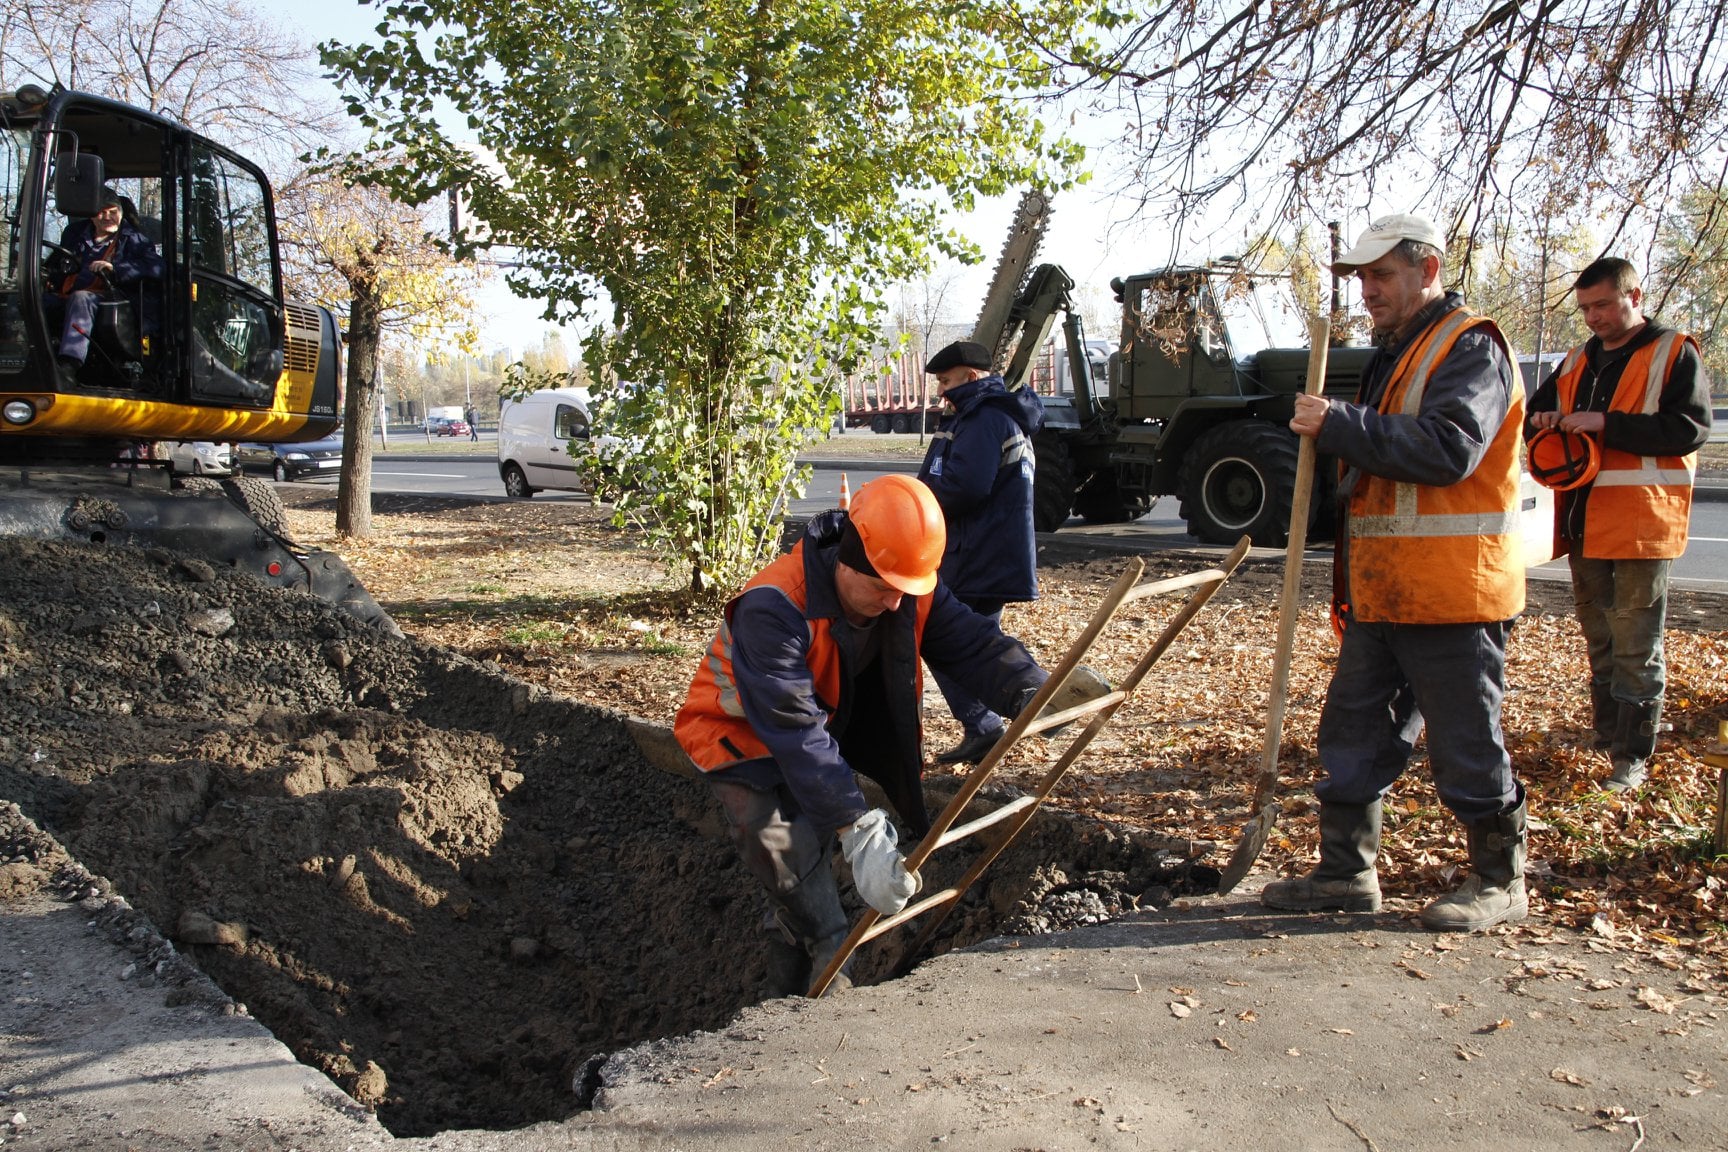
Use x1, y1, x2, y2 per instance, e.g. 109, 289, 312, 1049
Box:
1254, 318, 1329, 807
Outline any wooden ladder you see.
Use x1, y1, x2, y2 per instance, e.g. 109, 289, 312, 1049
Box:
809, 536, 1252, 997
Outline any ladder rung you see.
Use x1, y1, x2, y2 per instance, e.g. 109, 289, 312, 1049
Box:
858, 885, 964, 943
1121, 568, 1227, 605
1021, 690, 1126, 737
931, 795, 1039, 851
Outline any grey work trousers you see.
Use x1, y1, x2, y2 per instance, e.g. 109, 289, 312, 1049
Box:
1568, 555, 1670, 707
1314, 618, 1519, 825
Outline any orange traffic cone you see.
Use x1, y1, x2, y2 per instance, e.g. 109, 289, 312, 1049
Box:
838, 472, 851, 510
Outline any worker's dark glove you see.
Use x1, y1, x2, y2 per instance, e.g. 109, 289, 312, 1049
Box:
839, 809, 920, 916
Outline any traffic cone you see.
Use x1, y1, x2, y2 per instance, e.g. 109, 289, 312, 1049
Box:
838, 472, 851, 510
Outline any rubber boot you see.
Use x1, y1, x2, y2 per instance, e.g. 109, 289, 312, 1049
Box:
1588, 680, 1617, 750
1419, 798, 1528, 931
767, 862, 854, 997
1607, 699, 1661, 792
1261, 801, 1382, 912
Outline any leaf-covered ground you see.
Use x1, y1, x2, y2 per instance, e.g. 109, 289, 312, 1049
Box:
281, 482, 1728, 971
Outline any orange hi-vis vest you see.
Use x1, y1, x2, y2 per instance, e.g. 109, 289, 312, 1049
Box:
1346, 306, 1526, 625
675, 542, 933, 773
1552, 331, 1698, 560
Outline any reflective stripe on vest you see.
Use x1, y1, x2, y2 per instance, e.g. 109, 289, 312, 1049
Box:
1347, 307, 1526, 624
1552, 330, 1696, 559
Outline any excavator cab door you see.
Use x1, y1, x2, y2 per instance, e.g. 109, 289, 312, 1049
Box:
182, 143, 282, 407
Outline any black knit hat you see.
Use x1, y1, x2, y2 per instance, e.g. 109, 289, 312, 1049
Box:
924, 340, 993, 374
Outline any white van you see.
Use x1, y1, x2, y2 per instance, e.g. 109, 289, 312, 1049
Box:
497, 388, 594, 497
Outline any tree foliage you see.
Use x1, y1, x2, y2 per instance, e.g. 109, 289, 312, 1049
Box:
276, 163, 484, 539
324, 0, 1084, 596
1048, 1, 1728, 278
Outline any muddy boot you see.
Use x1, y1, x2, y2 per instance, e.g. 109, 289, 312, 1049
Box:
1419, 798, 1528, 931
1607, 699, 1661, 793
1261, 801, 1382, 912
1589, 680, 1617, 750
768, 862, 853, 997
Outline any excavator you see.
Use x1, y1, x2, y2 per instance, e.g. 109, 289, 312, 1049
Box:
0, 84, 391, 629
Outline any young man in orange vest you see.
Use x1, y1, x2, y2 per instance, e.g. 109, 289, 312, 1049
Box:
674, 475, 1064, 996
1526, 258, 1712, 792
1262, 213, 1531, 932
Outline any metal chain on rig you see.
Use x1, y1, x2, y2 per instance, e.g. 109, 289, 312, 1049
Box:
970, 189, 1054, 373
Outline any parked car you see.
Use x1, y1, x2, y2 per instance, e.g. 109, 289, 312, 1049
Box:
161, 440, 233, 476
236, 434, 345, 482
426, 416, 471, 438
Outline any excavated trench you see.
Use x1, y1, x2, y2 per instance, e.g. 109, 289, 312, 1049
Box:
0, 536, 1212, 1137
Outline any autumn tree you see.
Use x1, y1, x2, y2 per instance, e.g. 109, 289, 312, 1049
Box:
1045, 2, 1728, 279
0, 0, 343, 166
324, 0, 1084, 596
276, 164, 483, 538
1656, 183, 1728, 384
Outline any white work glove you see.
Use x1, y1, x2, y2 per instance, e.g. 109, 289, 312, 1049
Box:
1038, 664, 1114, 733
839, 808, 921, 916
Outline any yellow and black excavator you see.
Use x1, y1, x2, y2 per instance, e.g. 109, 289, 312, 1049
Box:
0, 84, 391, 629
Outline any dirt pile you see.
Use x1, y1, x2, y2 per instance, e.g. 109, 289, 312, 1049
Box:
0, 536, 1206, 1137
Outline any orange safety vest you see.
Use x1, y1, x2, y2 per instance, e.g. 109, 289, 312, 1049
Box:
1551, 331, 1697, 559
674, 542, 933, 772
1346, 306, 1526, 625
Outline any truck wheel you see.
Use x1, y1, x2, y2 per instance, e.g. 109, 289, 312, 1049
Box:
870, 414, 892, 435
1032, 431, 1077, 532
1072, 470, 1150, 525
1178, 421, 1305, 547
502, 463, 537, 498
891, 413, 912, 434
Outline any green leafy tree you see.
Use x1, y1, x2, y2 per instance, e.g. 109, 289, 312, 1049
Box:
324, 0, 1083, 596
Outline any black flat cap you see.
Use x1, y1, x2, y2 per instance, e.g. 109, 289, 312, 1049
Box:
925, 340, 994, 374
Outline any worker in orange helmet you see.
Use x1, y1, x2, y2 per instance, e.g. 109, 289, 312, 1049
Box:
675, 475, 1056, 998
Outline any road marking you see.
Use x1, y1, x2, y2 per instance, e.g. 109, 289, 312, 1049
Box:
371, 471, 470, 479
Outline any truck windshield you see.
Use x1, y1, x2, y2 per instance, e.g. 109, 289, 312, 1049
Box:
0, 123, 29, 374
1218, 279, 1312, 355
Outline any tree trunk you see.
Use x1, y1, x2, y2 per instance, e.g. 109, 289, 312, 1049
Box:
336, 290, 382, 539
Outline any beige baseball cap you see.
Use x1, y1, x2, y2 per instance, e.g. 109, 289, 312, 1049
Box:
1332, 213, 1444, 273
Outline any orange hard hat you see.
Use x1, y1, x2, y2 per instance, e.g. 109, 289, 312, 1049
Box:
1527, 426, 1600, 491
846, 475, 946, 595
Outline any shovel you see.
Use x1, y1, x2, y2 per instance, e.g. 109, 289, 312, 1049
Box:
1216, 316, 1330, 894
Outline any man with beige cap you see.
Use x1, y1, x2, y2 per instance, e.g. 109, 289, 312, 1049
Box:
1261, 213, 1532, 932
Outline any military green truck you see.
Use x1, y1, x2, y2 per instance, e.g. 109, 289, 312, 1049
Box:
984, 256, 1373, 546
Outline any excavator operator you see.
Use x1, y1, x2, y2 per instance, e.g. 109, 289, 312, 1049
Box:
44, 185, 163, 380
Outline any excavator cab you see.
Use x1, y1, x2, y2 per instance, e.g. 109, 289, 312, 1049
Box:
0, 85, 340, 460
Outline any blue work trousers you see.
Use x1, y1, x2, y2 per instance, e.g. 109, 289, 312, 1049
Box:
45, 290, 101, 364
1314, 618, 1518, 824
931, 598, 1005, 737
1568, 555, 1670, 707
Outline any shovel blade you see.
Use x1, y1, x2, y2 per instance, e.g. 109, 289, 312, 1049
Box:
1215, 803, 1279, 895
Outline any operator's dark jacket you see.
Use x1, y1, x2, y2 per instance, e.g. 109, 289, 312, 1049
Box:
54, 216, 164, 331
687, 511, 1046, 837
917, 373, 1044, 603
